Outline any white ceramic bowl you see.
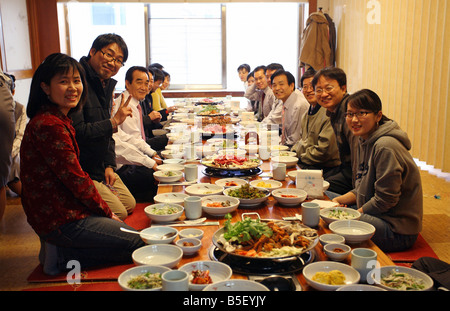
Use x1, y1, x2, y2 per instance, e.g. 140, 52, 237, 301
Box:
162, 158, 186, 165
270, 145, 289, 152
271, 156, 298, 168
302, 261, 360, 291
132, 244, 183, 268
153, 170, 183, 183
243, 144, 260, 154
329, 220, 376, 244
175, 238, 202, 256
271, 188, 308, 207
179, 228, 204, 240
161, 149, 175, 159
185, 183, 224, 197
223, 185, 270, 207
368, 265, 434, 291
218, 149, 246, 157
201, 195, 240, 216
154, 193, 189, 205
320, 207, 361, 224
203, 279, 270, 291
118, 265, 171, 291
323, 243, 351, 261
336, 284, 387, 291
214, 178, 248, 188
249, 179, 283, 191
144, 203, 184, 223
156, 164, 184, 172
319, 233, 346, 246
271, 151, 297, 158
139, 226, 178, 244
179, 261, 233, 291
196, 145, 216, 158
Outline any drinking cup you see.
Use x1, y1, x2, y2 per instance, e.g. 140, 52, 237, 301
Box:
259, 146, 271, 161
351, 248, 378, 283
184, 164, 198, 182
183, 196, 202, 219
301, 202, 320, 227
161, 270, 189, 291
272, 163, 287, 181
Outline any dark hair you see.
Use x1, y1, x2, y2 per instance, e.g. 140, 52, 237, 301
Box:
253, 65, 267, 74
4, 73, 16, 92
88, 33, 128, 63
150, 63, 164, 70
247, 70, 255, 80
149, 67, 164, 82
27, 53, 87, 119
125, 66, 149, 84
312, 67, 347, 88
347, 89, 390, 124
266, 63, 284, 72
300, 68, 316, 87
162, 70, 170, 78
270, 69, 295, 86
237, 64, 250, 73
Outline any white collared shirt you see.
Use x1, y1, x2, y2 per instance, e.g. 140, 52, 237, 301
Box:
281, 89, 309, 147
112, 90, 156, 169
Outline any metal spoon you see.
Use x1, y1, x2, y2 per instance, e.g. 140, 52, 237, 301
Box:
120, 227, 177, 240
165, 217, 207, 225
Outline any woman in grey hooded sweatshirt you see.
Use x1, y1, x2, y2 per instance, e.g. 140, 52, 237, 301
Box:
331, 89, 423, 252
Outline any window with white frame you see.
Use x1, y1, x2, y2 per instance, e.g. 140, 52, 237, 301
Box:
59, 2, 305, 91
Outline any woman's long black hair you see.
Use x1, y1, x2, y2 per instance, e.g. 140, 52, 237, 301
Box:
27, 53, 87, 119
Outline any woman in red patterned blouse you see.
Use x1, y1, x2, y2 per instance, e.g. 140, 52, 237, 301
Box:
20, 53, 144, 275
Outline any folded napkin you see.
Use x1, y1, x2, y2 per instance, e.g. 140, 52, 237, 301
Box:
310, 199, 339, 209
295, 170, 324, 199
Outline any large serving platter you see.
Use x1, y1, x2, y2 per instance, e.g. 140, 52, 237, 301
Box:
211, 219, 319, 261
201, 155, 262, 171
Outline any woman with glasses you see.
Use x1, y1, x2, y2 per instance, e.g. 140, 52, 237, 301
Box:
331, 89, 423, 252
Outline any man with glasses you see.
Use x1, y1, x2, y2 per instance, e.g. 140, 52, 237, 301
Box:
70, 33, 135, 220
291, 69, 341, 178
312, 67, 357, 195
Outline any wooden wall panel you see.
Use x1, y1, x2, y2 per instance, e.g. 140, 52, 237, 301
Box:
329, 0, 450, 172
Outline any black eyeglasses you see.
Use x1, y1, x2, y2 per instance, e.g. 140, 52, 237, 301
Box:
344, 111, 374, 119
99, 50, 125, 67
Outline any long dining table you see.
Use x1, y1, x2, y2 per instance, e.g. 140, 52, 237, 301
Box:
156, 156, 395, 291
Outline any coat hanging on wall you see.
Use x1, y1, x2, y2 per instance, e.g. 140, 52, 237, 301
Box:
299, 9, 336, 71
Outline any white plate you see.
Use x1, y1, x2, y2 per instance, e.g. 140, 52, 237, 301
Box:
302, 261, 360, 291
203, 279, 269, 291
154, 193, 189, 205
270, 145, 289, 151
132, 245, 183, 268
156, 164, 184, 172
214, 178, 248, 188
271, 188, 308, 206
329, 220, 375, 244
223, 185, 270, 207
201, 195, 240, 216
320, 207, 361, 224
179, 261, 233, 291
368, 265, 434, 291
185, 183, 224, 197
249, 179, 283, 191
118, 265, 171, 291
153, 170, 183, 183
271, 156, 298, 168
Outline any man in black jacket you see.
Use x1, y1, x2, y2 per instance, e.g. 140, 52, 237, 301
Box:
70, 33, 136, 220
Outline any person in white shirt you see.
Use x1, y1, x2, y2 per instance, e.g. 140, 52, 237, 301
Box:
112, 66, 162, 202
271, 70, 309, 148
244, 66, 279, 123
